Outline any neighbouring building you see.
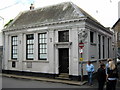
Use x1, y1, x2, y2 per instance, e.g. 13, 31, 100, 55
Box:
112, 18, 120, 55
2, 2, 114, 80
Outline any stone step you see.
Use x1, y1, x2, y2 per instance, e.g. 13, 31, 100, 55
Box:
56, 76, 70, 80
56, 73, 70, 80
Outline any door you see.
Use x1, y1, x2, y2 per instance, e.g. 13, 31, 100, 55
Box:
59, 48, 69, 74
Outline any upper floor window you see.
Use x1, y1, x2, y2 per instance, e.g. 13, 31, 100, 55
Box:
11, 36, 18, 59
59, 30, 69, 42
26, 34, 34, 60
38, 33, 47, 60
90, 31, 94, 43
118, 32, 120, 41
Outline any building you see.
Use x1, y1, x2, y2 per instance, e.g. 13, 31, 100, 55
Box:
112, 18, 120, 55
2, 2, 114, 80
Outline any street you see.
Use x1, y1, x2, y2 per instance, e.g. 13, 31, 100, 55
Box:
1, 63, 120, 89
2, 75, 120, 89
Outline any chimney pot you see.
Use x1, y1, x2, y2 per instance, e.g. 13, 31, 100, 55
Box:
30, 3, 34, 10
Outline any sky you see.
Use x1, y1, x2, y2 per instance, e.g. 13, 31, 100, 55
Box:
0, 0, 120, 30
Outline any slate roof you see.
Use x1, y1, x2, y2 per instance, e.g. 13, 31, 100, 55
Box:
5, 2, 100, 30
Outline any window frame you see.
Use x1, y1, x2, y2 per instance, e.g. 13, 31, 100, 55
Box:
26, 34, 34, 60
98, 35, 101, 59
58, 30, 69, 42
102, 36, 105, 59
90, 31, 94, 43
38, 33, 47, 60
11, 36, 18, 60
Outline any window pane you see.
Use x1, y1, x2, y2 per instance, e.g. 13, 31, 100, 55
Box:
13, 54, 17, 59
40, 54, 47, 59
28, 54, 33, 59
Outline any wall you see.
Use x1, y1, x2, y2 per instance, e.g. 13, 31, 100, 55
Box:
0, 32, 3, 46
0, 46, 2, 72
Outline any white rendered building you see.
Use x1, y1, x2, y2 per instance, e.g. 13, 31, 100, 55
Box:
2, 2, 114, 80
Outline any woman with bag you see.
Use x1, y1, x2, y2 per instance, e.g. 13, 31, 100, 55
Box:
106, 61, 119, 90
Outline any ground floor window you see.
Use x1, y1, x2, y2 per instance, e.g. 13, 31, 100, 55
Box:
26, 34, 34, 60
11, 36, 18, 59
38, 33, 47, 60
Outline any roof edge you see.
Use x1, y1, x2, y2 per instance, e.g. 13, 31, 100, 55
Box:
3, 18, 87, 32
112, 18, 120, 29
5, 12, 23, 28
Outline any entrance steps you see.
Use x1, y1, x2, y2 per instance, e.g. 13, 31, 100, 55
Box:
56, 73, 70, 80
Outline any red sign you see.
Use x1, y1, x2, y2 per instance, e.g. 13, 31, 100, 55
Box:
79, 42, 84, 48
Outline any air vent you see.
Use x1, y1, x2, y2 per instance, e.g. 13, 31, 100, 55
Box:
12, 61, 16, 68
27, 62, 32, 68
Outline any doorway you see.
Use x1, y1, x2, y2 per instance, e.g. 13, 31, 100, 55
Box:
59, 48, 69, 74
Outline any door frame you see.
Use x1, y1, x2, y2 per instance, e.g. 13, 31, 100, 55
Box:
58, 48, 69, 74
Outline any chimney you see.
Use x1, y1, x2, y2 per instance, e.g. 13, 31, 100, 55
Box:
118, 1, 120, 18
30, 3, 34, 10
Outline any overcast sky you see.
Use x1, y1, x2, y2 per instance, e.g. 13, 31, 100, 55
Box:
0, 0, 120, 30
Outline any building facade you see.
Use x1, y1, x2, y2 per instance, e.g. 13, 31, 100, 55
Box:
2, 2, 114, 80
112, 18, 120, 56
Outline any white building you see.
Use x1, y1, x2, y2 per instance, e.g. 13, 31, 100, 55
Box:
2, 2, 114, 80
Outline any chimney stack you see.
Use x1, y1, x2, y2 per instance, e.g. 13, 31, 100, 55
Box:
118, 1, 120, 18
30, 3, 34, 10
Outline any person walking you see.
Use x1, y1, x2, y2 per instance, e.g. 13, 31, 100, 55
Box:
97, 63, 106, 90
106, 61, 119, 90
86, 61, 94, 86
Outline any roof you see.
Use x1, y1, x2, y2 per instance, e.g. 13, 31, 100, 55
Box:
5, 2, 101, 30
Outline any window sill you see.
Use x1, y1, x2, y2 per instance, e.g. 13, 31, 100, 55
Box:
55, 42, 72, 45
22, 60, 49, 63
90, 43, 96, 46
8, 60, 19, 62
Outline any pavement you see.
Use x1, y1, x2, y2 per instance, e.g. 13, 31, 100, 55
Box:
0, 73, 87, 86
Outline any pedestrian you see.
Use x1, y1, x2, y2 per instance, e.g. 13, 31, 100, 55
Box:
86, 61, 94, 86
97, 63, 106, 90
106, 58, 112, 74
106, 61, 119, 90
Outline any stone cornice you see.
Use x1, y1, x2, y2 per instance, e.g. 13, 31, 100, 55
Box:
2, 18, 87, 32
86, 18, 113, 35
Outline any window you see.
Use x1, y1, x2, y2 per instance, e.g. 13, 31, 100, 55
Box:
12, 61, 16, 68
102, 36, 105, 58
98, 35, 101, 59
90, 31, 94, 43
108, 38, 110, 58
38, 33, 47, 60
59, 30, 69, 42
118, 32, 120, 41
26, 34, 34, 60
11, 36, 18, 59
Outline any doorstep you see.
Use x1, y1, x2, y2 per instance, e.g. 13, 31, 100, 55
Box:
1, 73, 87, 86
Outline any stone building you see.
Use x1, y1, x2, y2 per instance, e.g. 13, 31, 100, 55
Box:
2, 2, 114, 80
112, 18, 120, 55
